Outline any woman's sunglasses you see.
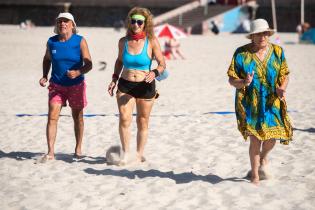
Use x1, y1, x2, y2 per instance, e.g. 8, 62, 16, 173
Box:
131, 19, 144, 26
57, 18, 71, 24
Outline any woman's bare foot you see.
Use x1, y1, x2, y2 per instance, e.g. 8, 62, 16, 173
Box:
251, 176, 260, 185
136, 153, 146, 163
35, 154, 55, 164
259, 158, 272, 179
118, 152, 129, 166
248, 171, 260, 185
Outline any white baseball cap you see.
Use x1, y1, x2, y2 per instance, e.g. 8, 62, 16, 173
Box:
54, 12, 78, 34
246, 19, 275, 39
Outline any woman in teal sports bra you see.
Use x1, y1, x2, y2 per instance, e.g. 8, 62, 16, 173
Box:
107, 7, 166, 165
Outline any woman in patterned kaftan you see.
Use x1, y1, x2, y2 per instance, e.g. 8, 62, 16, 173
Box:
227, 19, 293, 185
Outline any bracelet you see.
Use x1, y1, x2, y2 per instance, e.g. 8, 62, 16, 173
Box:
112, 73, 119, 80
152, 69, 160, 77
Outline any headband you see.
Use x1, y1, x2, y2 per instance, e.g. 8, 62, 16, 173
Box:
131, 14, 146, 21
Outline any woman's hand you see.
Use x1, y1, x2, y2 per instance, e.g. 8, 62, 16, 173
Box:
244, 72, 254, 86
108, 81, 117, 96
276, 87, 286, 100
67, 70, 81, 79
145, 71, 156, 83
39, 77, 48, 87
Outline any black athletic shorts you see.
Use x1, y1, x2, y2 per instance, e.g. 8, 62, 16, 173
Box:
117, 78, 156, 99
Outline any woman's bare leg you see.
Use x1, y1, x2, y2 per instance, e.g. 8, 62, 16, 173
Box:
71, 108, 84, 156
135, 98, 154, 162
116, 92, 135, 164
249, 135, 262, 185
260, 139, 276, 165
46, 103, 62, 158
259, 139, 276, 179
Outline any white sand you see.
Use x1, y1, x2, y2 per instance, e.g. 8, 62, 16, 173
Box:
0, 25, 314, 210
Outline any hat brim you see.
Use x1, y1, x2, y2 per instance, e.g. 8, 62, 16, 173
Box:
246, 29, 275, 39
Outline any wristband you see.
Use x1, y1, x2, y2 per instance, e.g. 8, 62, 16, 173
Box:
152, 69, 160, 77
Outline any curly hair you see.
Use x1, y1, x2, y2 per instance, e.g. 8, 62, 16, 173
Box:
125, 7, 155, 40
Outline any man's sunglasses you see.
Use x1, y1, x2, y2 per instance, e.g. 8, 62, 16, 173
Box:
131, 19, 144, 26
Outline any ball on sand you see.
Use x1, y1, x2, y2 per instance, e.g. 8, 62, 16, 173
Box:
105, 145, 122, 165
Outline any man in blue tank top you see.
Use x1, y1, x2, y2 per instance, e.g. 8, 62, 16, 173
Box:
38, 13, 93, 163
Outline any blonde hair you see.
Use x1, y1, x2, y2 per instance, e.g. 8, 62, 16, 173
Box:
125, 7, 155, 40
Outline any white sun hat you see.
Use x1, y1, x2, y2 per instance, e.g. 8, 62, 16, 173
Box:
246, 19, 275, 39
54, 12, 78, 34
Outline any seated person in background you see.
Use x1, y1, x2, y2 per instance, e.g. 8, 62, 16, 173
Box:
163, 38, 185, 60
297, 22, 315, 44
297, 22, 310, 39
210, 20, 220, 35
163, 39, 172, 60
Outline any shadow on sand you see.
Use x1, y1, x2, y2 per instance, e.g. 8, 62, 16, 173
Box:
293, 127, 315, 133
84, 168, 249, 184
0, 150, 106, 164
0, 150, 249, 184
0, 150, 43, 161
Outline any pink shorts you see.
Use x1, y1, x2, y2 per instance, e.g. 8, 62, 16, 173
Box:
48, 81, 87, 109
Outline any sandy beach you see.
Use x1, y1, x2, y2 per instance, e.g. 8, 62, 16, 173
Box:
0, 25, 314, 210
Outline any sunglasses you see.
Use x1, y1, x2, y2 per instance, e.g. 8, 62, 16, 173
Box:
57, 19, 71, 24
131, 19, 144, 26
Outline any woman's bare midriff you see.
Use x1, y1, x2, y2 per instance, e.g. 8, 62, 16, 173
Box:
121, 69, 149, 82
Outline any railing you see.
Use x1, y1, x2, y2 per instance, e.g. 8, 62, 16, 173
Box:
154, 0, 257, 26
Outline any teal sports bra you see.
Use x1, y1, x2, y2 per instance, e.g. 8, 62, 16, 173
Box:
122, 38, 152, 71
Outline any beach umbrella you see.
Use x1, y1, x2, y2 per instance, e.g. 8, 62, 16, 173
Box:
154, 23, 187, 39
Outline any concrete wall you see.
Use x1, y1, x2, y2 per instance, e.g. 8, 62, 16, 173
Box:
0, 5, 170, 26
0, 0, 198, 26
256, 0, 315, 32
0, 0, 195, 7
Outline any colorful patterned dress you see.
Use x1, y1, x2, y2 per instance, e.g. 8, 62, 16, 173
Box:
227, 43, 293, 144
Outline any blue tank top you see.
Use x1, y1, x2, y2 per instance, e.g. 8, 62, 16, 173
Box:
122, 38, 152, 71
48, 34, 84, 86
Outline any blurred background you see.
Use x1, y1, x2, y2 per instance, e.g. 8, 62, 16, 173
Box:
0, 0, 314, 34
